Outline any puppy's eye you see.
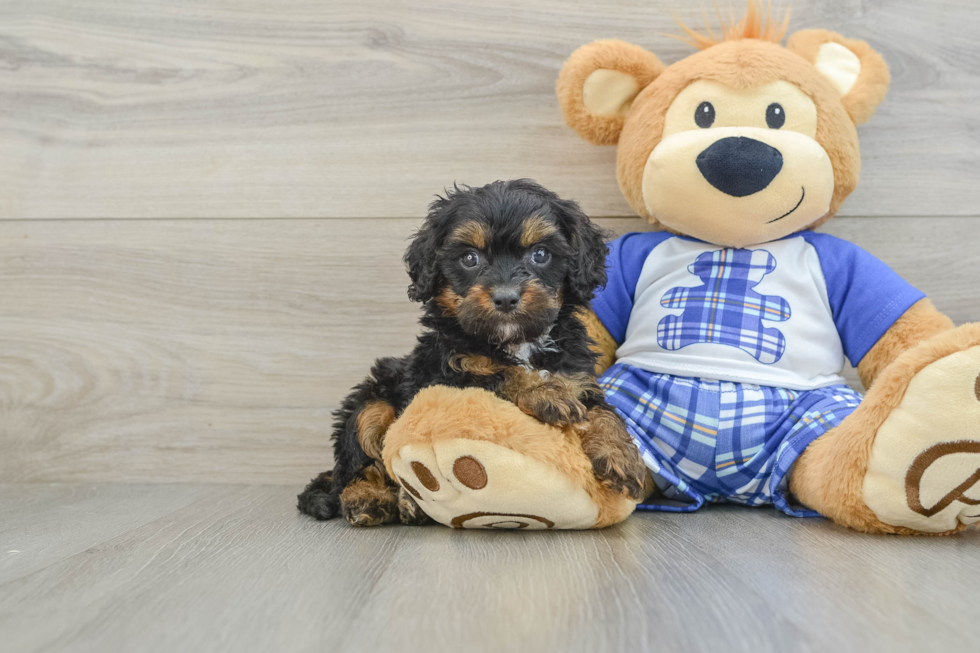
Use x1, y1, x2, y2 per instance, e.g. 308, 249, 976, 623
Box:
530, 247, 551, 266
766, 103, 785, 129
460, 251, 480, 269
695, 101, 715, 128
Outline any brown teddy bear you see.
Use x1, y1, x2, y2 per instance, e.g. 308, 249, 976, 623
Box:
383, 2, 980, 534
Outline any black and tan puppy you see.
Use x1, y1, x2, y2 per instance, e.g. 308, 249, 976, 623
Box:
298, 179, 646, 526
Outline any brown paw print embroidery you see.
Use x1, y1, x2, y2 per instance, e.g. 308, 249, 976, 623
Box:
905, 441, 980, 519
397, 455, 556, 530
450, 512, 556, 529
452, 456, 487, 490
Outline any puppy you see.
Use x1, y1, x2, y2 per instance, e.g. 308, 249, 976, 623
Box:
297, 179, 646, 526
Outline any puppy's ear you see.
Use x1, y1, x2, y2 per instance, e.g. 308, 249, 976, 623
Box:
557, 39, 664, 145
787, 29, 890, 125
404, 205, 444, 303
552, 198, 608, 304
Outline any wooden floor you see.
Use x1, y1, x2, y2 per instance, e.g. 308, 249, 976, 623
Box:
0, 483, 977, 653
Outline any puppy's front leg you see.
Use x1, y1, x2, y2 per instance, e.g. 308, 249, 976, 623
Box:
501, 368, 588, 427
576, 406, 647, 501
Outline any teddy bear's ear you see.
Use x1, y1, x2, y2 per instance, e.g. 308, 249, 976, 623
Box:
786, 29, 891, 125
557, 39, 664, 145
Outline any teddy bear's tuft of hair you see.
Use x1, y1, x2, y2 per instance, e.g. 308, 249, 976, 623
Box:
672, 1, 791, 51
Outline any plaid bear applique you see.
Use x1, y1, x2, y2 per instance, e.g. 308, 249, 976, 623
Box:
657, 249, 791, 364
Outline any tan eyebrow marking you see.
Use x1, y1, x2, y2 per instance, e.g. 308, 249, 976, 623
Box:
520, 215, 558, 247
449, 221, 489, 249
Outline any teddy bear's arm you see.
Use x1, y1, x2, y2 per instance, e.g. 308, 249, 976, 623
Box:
577, 308, 619, 375
856, 298, 954, 389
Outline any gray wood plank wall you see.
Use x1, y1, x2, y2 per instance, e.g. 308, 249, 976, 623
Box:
1, 1, 978, 484
2, 0, 979, 218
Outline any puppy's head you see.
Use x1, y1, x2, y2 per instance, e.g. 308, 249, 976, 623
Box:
405, 179, 607, 344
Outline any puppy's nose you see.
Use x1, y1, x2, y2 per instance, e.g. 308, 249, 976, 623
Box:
696, 136, 783, 197
491, 288, 521, 313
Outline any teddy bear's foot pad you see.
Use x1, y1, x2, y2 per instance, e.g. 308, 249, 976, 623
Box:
390, 438, 601, 529
864, 345, 980, 533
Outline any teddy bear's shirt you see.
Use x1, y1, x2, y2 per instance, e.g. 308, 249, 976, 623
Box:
593, 231, 925, 390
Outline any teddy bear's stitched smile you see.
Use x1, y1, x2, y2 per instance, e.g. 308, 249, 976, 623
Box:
766, 187, 806, 224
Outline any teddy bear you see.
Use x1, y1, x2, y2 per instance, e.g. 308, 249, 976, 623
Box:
381, 2, 980, 534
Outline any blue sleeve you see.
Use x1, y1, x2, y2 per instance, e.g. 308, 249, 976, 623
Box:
801, 232, 926, 366
592, 231, 673, 344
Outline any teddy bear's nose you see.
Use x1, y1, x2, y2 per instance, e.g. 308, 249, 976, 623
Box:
696, 136, 783, 197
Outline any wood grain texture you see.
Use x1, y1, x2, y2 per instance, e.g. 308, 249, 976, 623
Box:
0, 483, 213, 584
1, 0, 979, 219
0, 484, 977, 653
1, 216, 978, 484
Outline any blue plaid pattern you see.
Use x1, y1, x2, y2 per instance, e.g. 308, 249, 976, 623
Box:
657, 248, 791, 364
599, 363, 863, 516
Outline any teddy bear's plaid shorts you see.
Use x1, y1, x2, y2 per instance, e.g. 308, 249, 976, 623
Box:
599, 363, 863, 516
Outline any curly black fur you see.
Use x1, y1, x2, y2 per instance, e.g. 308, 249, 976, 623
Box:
298, 179, 639, 524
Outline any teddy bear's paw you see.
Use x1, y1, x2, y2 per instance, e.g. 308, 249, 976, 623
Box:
863, 345, 980, 533
389, 438, 601, 529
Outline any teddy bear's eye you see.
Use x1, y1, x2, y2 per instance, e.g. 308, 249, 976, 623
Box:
766, 103, 786, 129
695, 101, 715, 128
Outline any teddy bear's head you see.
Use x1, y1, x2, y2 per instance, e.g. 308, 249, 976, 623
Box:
557, 2, 890, 248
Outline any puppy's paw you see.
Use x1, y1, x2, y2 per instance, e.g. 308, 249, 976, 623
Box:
340, 491, 398, 527
587, 444, 647, 502
339, 474, 399, 527
398, 486, 433, 525
579, 409, 647, 502
520, 393, 588, 427
297, 470, 340, 521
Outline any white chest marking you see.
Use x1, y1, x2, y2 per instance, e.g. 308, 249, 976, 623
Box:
505, 334, 559, 372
